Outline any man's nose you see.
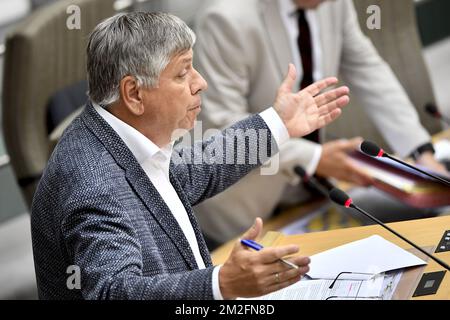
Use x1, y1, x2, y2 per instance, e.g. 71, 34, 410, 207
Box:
191, 69, 208, 95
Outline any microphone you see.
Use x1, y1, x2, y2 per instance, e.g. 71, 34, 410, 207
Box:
425, 103, 450, 126
329, 188, 450, 271
294, 166, 331, 197
360, 140, 450, 187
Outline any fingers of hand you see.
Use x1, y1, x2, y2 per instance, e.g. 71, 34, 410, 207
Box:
269, 256, 311, 274
345, 160, 374, 185
350, 169, 373, 186
258, 245, 300, 264
303, 77, 338, 96
314, 86, 349, 107
275, 267, 305, 284
348, 137, 364, 150
317, 109, 342, 128
279, 63, 297, 93
330, 137, 363, 153
318, 150, 371, 185
317, 95, 349, 117
265, 268, 305, 293
245, 255, 310, 295
240, 217, 263, 242
291, 256, 311, 268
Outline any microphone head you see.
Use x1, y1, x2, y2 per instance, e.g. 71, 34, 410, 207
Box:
294, 166, 308, 179
425, 103, 440, 117
329, 188, 353, 208
360, 140, 385, 158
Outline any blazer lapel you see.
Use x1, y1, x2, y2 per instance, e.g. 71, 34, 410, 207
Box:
81, 103, 199, 270
260, 0, 294, 79
316, 4, 334, 78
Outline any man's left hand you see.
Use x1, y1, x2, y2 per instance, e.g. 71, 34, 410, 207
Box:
274, 64, 350, 138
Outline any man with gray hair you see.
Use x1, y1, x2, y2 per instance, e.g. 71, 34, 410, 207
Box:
31, 12, 349, 299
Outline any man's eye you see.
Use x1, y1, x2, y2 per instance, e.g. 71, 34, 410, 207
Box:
178, 72, 187, 79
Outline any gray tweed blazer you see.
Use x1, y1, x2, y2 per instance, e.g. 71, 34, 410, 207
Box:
31, 102, 276, 300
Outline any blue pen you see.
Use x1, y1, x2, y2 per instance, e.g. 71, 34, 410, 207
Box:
241, 239, 299, 269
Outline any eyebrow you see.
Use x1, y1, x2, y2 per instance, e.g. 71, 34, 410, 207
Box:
181, 57, 193, 64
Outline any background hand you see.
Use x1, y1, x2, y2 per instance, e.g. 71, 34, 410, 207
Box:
274, 64, 349, 138
219, 218, 310, 299
316, 137, 374, 186
416, 152, 448, 175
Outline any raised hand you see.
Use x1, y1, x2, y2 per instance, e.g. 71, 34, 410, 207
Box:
274, 64, 349, 138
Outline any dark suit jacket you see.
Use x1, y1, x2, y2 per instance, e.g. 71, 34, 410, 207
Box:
31, 102, 275, 299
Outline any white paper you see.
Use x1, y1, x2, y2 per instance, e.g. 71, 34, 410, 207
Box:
242, 275, 384, 300
380, 270, 403, 300
306, 235, 427, 280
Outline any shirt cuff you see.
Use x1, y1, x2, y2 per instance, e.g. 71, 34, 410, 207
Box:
307, 143, 323, 176
212, 265, 224, 300
259, 107, 290, 147
287, 143, 323, 186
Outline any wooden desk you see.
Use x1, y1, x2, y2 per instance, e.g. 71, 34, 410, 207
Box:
211, 199, 327, 265
213, 215, 450, 300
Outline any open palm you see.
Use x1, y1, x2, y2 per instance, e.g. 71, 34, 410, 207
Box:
274, 64, 349, 138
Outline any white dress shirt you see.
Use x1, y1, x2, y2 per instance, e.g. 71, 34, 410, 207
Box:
278, 0, 323, 177
94, 103, 289, 299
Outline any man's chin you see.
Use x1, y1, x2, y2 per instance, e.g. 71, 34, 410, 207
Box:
178, 118, 197, 132
296, 0, 325, 10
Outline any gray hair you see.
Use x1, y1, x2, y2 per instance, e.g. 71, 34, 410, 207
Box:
87, 12, 196, 105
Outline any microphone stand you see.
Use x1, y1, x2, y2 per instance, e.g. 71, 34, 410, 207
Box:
349, 202, 450, 271
382, 153, 450, 188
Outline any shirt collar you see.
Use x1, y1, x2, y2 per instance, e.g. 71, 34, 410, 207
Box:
93, 103, 174, 167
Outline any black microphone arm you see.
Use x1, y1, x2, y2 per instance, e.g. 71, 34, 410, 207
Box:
361, 140, 450, 188
294, 166, 330, 197
384, 153, 450, 187
329, 188, 450, 271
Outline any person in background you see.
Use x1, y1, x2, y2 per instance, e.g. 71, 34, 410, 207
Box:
194, 0, 448, 245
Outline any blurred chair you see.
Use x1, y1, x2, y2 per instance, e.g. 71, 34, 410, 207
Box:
326, 0, 442, 151
46, 80, 87, 134
2, 0, 116, 206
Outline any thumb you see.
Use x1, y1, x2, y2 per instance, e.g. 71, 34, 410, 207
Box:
240, 217, 263, 241
279, 63, 297, 94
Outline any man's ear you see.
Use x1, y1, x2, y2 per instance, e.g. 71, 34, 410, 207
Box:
120, 76, 145, 116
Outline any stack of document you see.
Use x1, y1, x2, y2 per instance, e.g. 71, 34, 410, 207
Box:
349, 150, 450, 208
246, 276, 385, 300
242, 236, 426, 300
